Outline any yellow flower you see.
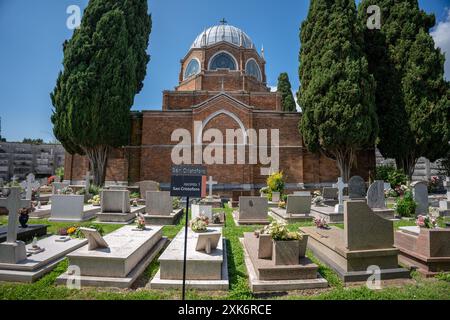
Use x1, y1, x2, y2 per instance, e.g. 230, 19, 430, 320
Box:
67, 227, 77, 235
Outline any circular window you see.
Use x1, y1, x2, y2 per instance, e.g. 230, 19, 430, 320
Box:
184, 59, 200, 79
209, 52, 237, 70
245, 59, 262, 81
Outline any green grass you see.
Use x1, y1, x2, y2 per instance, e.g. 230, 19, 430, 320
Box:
0, 207, 449, 300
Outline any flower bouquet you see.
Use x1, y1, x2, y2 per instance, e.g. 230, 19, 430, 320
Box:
314, 217, 330, 229
190, 215, 209, 233
416, 215, 437, 229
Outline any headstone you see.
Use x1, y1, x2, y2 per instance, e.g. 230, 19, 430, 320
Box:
146, 191, 172, 216
0, 187, 31, 263
191, 204, 213, 220
332, 177, 348, 213
22, 174, 40, 200
79, 228, 109, 251
294, 191, 311, 196
238, 196, 268, 221
206, 176, 218, 199
322, 187, 338, 200
137, 180, 159, 198
286, 195, 311, 215
412, 181, 429, 214
101, 190, 130, 213
348, 176, 366, 199
367, 180, 386, 209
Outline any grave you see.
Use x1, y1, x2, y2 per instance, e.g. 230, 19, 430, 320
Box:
367, 180, 395, 220
0, 224, 47, 243
29, 203, 52, 219
348, 176, 366, 199
150, 227, 228, 290
57, 225, 167, 288
311, 178, 346, 223
241, 232, 328, 292
143, 191, 183, 225
322, 187, 338, 206
0, 187, 86, 282
394, 226, 450, 277
439, 177, 450, 217
301, 201, 410, 283
49, 194, 100, 222
191, 203, 213, 220
136, 180, 159, 199
96, 190, 146, 224
231, 190, 251, 207
233, 196, 269, 225
270, 194, 313, 223
412, 181, 429, 215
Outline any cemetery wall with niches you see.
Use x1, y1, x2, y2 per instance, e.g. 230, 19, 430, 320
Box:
0, 142, 65, 181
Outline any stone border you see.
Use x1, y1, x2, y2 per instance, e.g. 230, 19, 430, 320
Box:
56, 237, 168, 288
269, 209, 313, 224
144, 208, 184, 226
239, 238, 328, 293
231, 211, 270, 226
149, 239, 229, 291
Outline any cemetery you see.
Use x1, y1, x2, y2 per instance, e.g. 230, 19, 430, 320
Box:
1, 0, 450, 303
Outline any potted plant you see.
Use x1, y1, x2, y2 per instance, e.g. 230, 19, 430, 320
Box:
135, 213, 147, 230
190, 215, 209, 233
262, 221, 307, 265
266, 171, 285, 202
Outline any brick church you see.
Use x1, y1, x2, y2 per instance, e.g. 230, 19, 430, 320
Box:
64, 22, 375, 193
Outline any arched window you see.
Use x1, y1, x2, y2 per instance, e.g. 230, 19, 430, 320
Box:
209, 52, 237, 70
245, 59, 262, 81
184, 59, 200, 79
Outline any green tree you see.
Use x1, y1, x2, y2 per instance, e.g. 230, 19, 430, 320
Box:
359, 0, 450, 178
22, 138, 44, 145
277, 72, 296, 112
299, 0, 378, 181
51, 0, 151, 185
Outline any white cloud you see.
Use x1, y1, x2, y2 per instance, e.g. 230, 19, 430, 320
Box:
269, 85, 301, 112
431, 8, 450, 80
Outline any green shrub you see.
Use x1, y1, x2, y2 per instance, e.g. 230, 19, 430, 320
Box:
375, 165, 407, 188
395, 191, 417, 217
88, 185, 101, 196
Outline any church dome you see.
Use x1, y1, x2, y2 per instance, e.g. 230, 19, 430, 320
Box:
191, 24, 255, 49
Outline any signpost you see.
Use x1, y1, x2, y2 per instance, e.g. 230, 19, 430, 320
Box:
170, 165, 206, 300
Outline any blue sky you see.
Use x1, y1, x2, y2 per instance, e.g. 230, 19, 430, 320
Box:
0, 0, 449, 142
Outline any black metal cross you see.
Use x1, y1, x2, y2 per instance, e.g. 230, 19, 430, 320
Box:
219, 18, 227, 25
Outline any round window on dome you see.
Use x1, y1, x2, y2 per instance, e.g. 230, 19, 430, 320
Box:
209, 52, 237, 70
184, 59, 200, 79
245, 59, 262, 81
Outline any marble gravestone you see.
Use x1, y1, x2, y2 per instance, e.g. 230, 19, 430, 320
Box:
301, 201, 410, 283
234, 196, 269, 225
97, 189, 146, 224
367, 180, 385, 209
151, 227, 228, 290
137, 180, 159, 199
144, 191, 183, 225
270, 194, 312, 223
57, 225, 166, 288
412, 181, 429, 215
191, 204, 213, 220
333, 177, 348, 214
367, 180, 395, 219
0, 187, 87, 282
348, 176, 366, 199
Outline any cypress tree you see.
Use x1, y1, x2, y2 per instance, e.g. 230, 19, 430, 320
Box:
299, 0, 378, 181
51, 0, 151, 185
277, 72, 296, 112
359, 0, 450, 177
